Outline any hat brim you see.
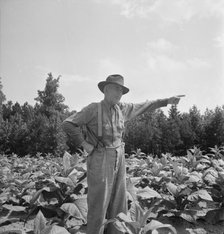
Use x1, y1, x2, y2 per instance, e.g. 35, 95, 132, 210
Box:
98, 81, 129, 95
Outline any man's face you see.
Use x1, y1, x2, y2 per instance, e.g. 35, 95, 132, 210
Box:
104, 83, 123, 105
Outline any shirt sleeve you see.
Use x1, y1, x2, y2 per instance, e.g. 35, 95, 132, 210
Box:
120, 98, 169, 122
61, 103, 95, 147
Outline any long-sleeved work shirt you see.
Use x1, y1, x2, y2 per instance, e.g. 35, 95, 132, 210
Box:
62, 98, 169, 148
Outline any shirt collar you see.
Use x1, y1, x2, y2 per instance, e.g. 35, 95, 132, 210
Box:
102, 99, 118, 111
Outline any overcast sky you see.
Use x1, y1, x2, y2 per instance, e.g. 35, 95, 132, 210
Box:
0, 0, 224, 114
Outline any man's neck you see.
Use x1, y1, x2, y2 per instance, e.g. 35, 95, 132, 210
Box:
103, 98, 116, 109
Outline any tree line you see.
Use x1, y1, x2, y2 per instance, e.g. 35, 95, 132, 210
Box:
124, 104, 224, 155
0, 74, 223, 157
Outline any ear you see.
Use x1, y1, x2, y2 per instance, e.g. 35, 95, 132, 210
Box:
103, 85, 109, 94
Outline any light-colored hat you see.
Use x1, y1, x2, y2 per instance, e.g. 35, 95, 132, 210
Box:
98, 74, 129, 94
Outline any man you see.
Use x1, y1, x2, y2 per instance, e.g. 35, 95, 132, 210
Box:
62, 74, 184, 234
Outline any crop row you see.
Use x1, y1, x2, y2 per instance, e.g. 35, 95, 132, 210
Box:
0, 146, 224, 233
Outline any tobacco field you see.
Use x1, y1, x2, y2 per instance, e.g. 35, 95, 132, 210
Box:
1, 146, 224, 234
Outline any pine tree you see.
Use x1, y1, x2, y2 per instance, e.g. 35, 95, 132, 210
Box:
33, 73, 69, 155
153, 109, 168, 154
35, 73, 68, 117
167, 105, 183, 154
189, 105, 202, 146
179, 113, 195, 152
203, 106, 224, 148
0, 78, 6, 123
21, 102, 35, 122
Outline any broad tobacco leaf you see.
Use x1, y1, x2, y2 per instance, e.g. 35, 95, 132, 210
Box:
126, 158, 141, 172
188, 189, 213, 202
140, 199, 163, 225
137, 187, 161, 199
196, 163, 208, 171
179, 186, 192, 196
128, 202, 144, 224
203, 168, 218, 185
179, 210, 197, 223
113, 220, 134, 234
41, 225, 70, 234
113, 212, 140, 233
34, 210, 46, 234
166, 182, 178, 197
1, 166, 10, 180
151, 162, 163, 176
30, 187, 52, 205
186, 171, 202, 183
3, 204, 26, 212
117, 212, 134, 222
60, 197, 87, 223
143, 219, 177, 234
70, 153, 81, 167
68, 168, 78, 177
0, 191, 8, 204
55, 176, 76, 188
126, 177, 138, 201
22, 194, 33, 204
49, 162, 62, 174
198, 157, 211, 165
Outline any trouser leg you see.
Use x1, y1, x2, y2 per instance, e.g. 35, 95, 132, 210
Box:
86, 148, 117, 234
106, 145, 127, 234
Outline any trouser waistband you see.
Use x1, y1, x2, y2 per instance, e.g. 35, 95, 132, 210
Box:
98, 142, 125, 150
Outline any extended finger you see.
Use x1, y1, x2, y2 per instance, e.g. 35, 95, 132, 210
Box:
176, 95, 186, 98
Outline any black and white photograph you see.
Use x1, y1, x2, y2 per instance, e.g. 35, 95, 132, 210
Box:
0, 0, 224, 233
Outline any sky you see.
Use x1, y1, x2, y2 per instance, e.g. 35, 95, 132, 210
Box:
0, 0, 224, 114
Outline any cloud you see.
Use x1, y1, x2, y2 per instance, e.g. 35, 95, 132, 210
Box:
214, 33, 224, 47
145, 38, 210, 71
60, 74, 91, 86
145, 38, 183, 71
111, 0, 154, 18
35, 65, 51, 73
146, 38, 178, 54
34, 65, 91, 85
97, 58, 124, 77
186, 57, 210, 69
146, 54, 187, 71
149, 0, 224, 22
98, 0, 224, 22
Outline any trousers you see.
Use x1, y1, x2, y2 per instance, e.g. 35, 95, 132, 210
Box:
86, 144, 127, 234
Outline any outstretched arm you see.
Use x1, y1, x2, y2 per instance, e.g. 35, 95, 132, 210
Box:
120, 95, 185, 122
167, 95, 185, 105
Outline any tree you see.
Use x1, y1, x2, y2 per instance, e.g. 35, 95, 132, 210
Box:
2, 101, 13, 120
35, 73, 68, 117
188, 105, 203, 146
166, 105, 183, 154
153, 109, 168, 154
32, 73, 69, 155
125, 109, 167, 155
0, 78, 6, 123
179, 113, 195, 152
0, 74, 71, 156
0, 109, 31, 155
203, 106, 224, 148
21, 102, 35, 122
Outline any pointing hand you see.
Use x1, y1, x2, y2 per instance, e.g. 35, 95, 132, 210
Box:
168, 95, 185, 105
